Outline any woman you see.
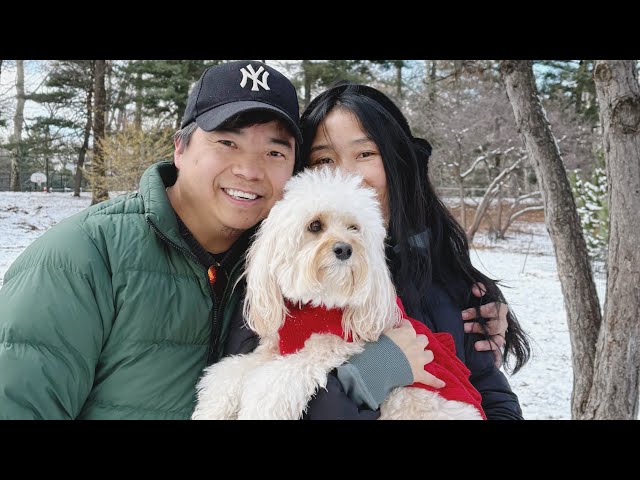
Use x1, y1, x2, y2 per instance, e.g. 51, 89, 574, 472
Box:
299, 83, 530, 420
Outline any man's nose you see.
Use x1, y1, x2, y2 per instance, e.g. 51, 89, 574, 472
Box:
231, 154, 264, 181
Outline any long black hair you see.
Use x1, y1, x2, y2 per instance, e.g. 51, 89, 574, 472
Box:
300, 83, 530, 374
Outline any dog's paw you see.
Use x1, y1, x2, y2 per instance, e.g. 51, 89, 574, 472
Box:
301, 333, 364, 369
236, 362, 303, 419
192, 352, 271, 420
237, 355, 326, 420
235, 337, 363, 420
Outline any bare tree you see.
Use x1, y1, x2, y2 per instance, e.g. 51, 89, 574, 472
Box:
91, 60, 108, 205
425, 60, 437, 103
302, 60, 313, 108
584, 60, 640, 419
10, 60, 25, 191
74, 64, 94, 197
495, 189, 543, 239
449, 131, 480, 230
500, 60, 602, 419
101, 125, 173, 192
465, 157, 522, 242
394, 60, 403, 99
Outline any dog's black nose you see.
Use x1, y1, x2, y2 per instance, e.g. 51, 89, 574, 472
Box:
333, 242, 352, 261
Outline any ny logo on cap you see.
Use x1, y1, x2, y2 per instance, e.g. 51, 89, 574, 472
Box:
239, 64, 271, 91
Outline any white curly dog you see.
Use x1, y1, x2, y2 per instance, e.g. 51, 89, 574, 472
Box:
192, 167, 484, 420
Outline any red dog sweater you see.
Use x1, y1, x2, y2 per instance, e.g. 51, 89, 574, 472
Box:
278, 298, 486, 419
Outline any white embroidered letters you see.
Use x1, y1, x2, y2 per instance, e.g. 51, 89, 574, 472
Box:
239, 65, 271, 91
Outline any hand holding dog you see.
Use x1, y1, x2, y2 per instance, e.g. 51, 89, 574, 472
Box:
385, 319, 445, 389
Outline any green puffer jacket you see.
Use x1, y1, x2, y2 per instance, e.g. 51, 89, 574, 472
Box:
0, 161, 244, 419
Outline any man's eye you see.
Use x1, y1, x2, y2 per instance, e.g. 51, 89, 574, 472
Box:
218, 140, 235, 147
268, 151, 285, 158
308, 220, 323, 233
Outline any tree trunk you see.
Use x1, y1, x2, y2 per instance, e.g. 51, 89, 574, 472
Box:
44, 127, 51, 193
104, 60, 114, 133
500, 60, 602, 419
585, 60, 640, 419
302, 60, 312, 108
496, 185, 504, 239
458, 171, 466, 230
427, 60, 437, 103
466, 159, 521, 243
134, 68, 143, 130
75, 66, 94, 197
91, 60, 108, 205
395, 61, 403, 99
574, 60, 586, 114
10, 60, 25, 192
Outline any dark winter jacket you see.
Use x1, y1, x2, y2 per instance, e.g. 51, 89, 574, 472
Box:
224, 268, 524, 420
0, 161, 247, 419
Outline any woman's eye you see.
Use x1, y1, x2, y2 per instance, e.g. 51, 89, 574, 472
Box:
308, 220, 323, 233
268, 151, 285, 158
313, 158, 334, 165
359, 151, 375, 158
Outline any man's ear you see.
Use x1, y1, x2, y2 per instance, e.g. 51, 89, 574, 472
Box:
174, 137, 183, 168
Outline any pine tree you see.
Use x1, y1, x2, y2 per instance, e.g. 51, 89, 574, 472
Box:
29, 60, 95, 195
536, 60, 599, 125
570, 151, 609, 261
123, 60, 220, 129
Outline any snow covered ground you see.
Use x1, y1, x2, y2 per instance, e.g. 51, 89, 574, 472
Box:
472, 227, 574, 420
0, 191, 609, 419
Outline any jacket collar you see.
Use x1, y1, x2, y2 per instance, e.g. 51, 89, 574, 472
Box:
139, 160, 259, 270
139, 160, 189, 250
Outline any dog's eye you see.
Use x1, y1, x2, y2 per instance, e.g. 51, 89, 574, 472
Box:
308, 220, 323, 233
348, 225, 359, 232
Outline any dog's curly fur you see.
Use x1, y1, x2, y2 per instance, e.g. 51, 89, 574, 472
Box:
192, 168, 482, 420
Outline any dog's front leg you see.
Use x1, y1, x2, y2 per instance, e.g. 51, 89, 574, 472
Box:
192, 339, 278, 420
237, 334, 364, 420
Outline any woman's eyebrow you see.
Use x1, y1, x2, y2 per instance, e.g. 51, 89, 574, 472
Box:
310, 143, 332, 154
310, 137, 372, 154
350, 137, 374, 146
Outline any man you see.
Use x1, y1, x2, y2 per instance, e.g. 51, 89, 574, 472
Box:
0, 61, 506, 419
0, 61, 305, 419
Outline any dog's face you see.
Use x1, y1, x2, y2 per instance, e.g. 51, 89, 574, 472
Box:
283, 204, 370, 309
244, 167, 401, 341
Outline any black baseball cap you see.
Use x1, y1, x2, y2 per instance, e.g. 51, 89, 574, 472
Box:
181, 61, 302, 145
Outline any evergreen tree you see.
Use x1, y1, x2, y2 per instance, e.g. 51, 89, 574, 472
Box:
124, 60, 220, 129
29, 61, 95, 194
298, 60, 375, 107
570, 150, 609, 261
536, 60, 599, 124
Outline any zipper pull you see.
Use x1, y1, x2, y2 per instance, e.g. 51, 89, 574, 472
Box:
208, 265, 217, 285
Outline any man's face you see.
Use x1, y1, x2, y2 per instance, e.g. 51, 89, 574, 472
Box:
173, 121, 295, 242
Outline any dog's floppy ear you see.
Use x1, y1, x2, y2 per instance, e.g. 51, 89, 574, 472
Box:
343, 231, 402, 342
243, 220, 288, 338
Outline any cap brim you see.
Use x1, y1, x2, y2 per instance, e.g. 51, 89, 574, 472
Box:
195, 101, 302, 145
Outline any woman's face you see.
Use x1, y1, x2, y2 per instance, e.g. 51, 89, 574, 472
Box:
307, 107, 389, 223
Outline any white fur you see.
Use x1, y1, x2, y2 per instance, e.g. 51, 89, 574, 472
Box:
192, 167, 482, 420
